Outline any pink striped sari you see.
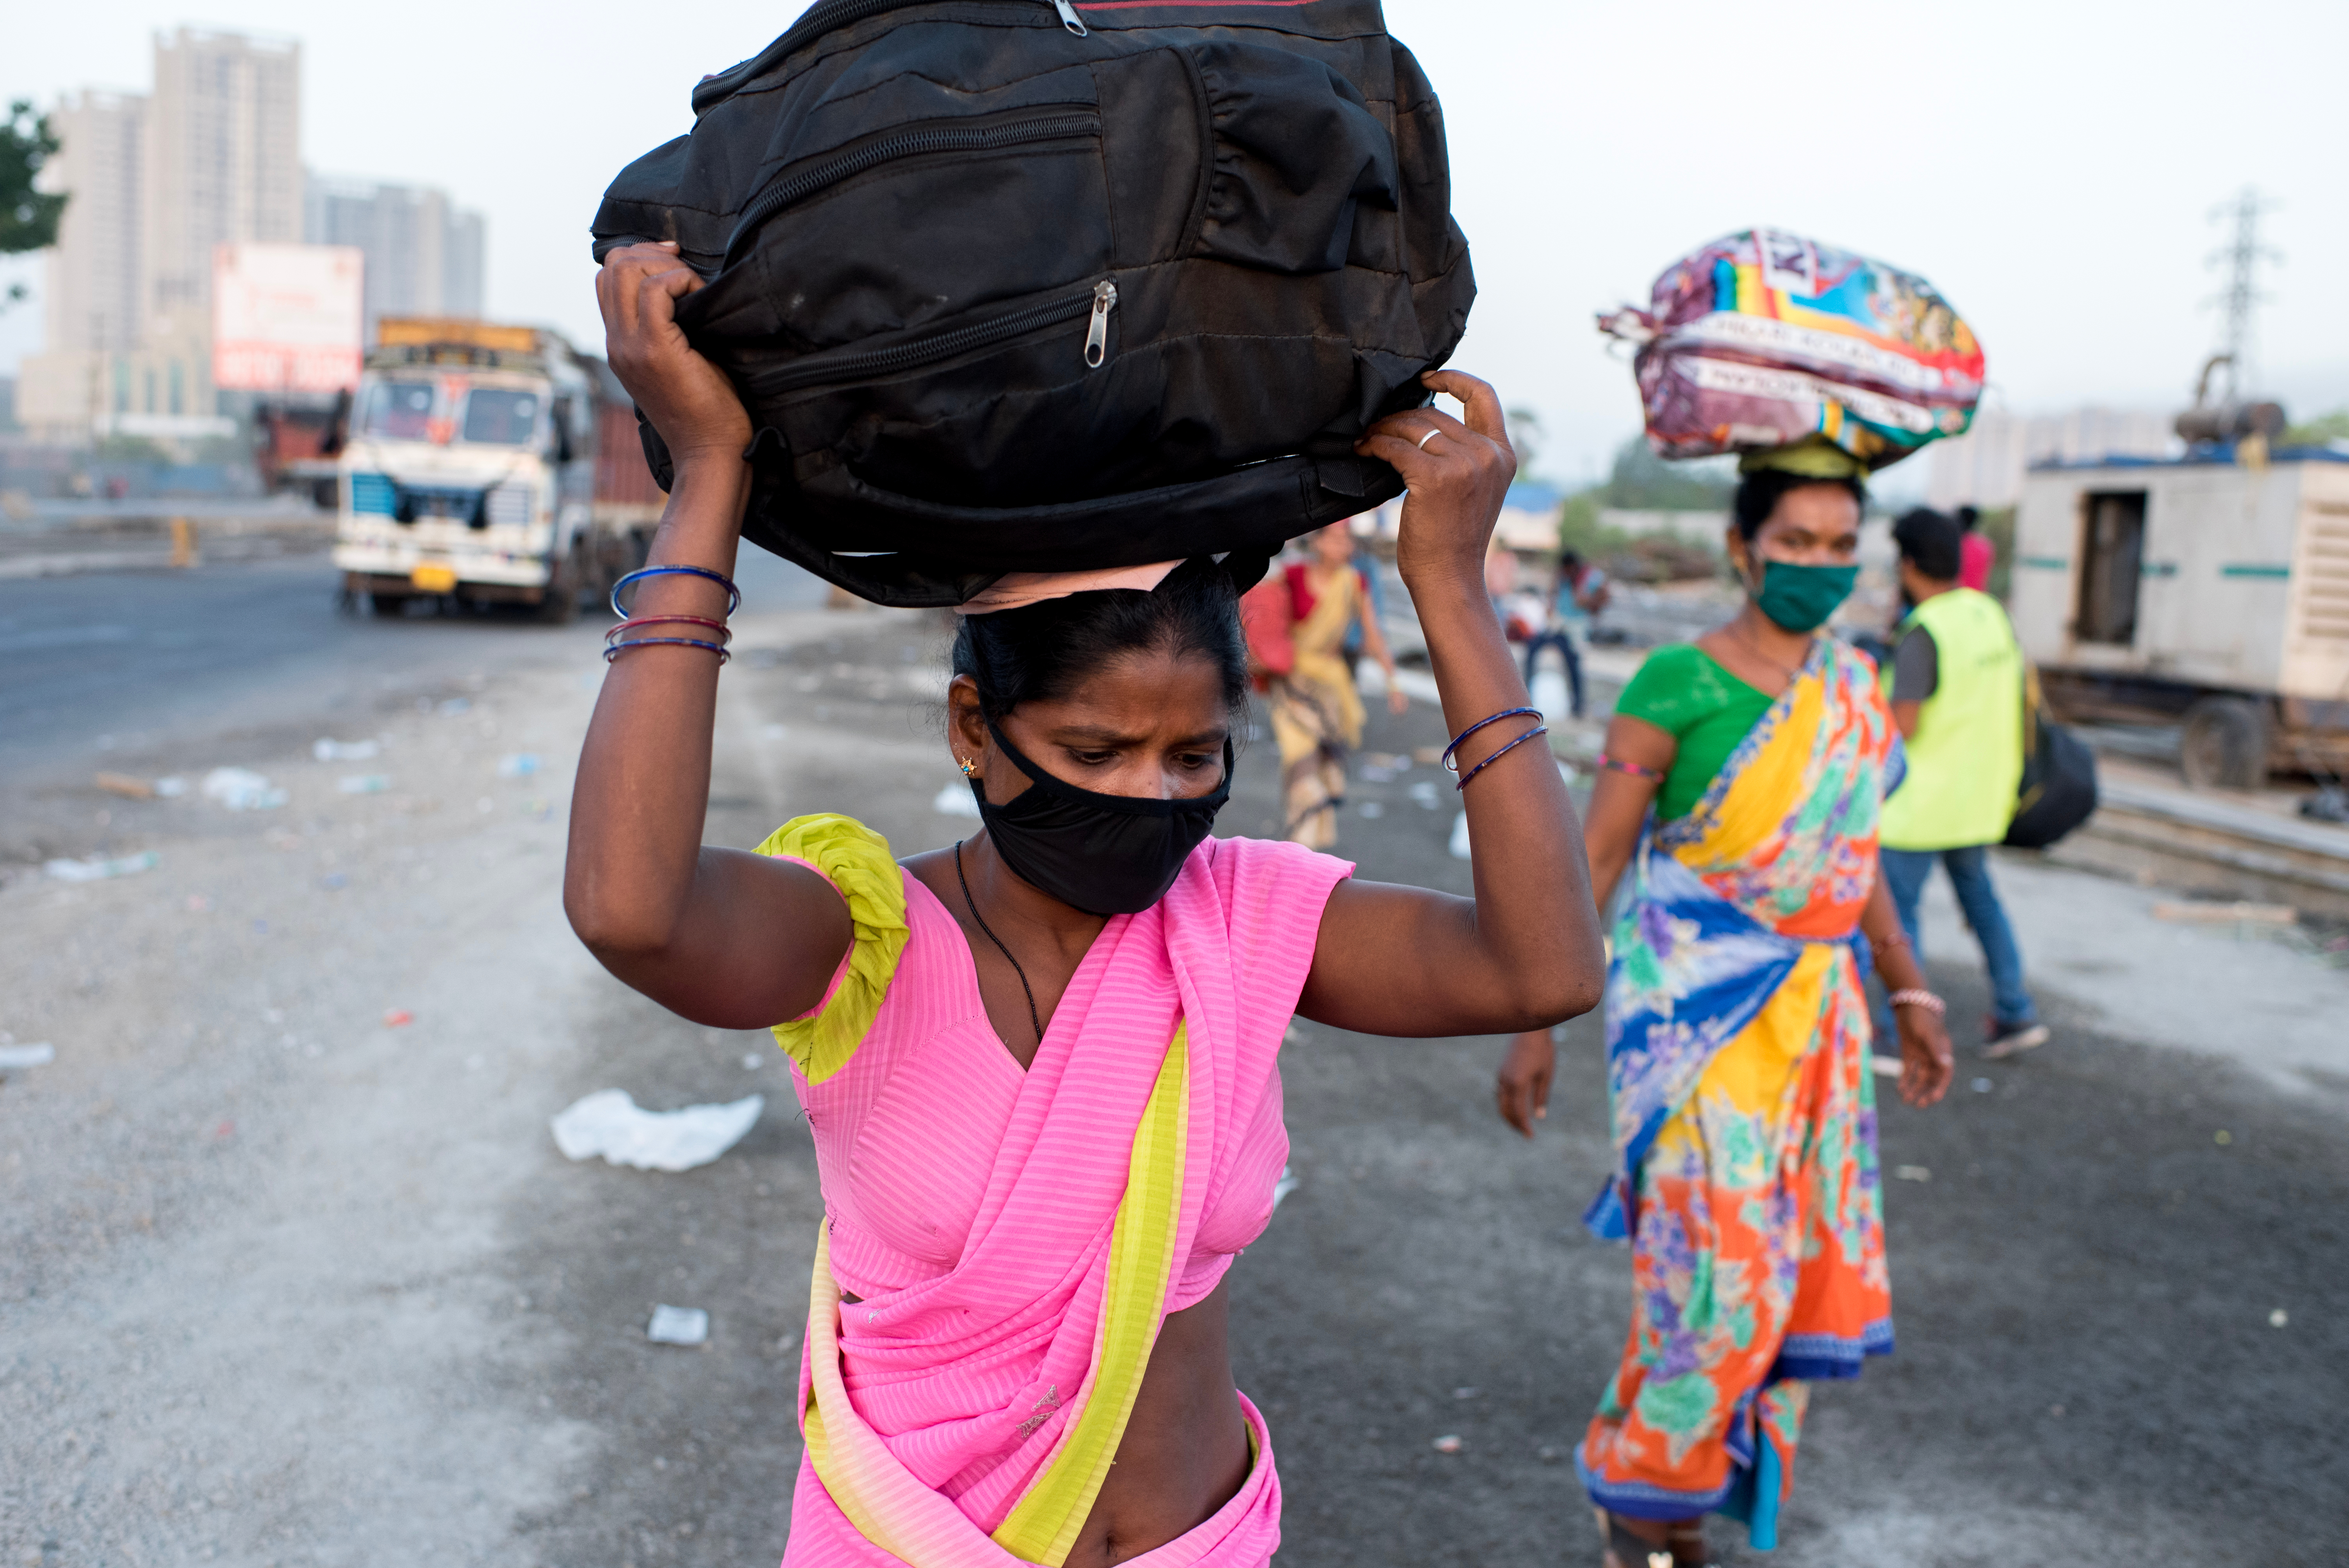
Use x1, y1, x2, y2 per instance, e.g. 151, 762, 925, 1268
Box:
761, 819, 1350, 1567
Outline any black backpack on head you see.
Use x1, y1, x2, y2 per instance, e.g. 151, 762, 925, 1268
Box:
592, 0, 1472, 606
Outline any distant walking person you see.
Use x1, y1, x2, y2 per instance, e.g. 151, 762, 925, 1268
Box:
1249, 523, 1408, 849
1956, 505, 1994, 592
1494, 452, 1954, 1566
1521, 550, 1609, 718
1883, 508, 2046, 1058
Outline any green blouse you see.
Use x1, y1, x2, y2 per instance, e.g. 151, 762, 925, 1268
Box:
1611, 644, 1775, 821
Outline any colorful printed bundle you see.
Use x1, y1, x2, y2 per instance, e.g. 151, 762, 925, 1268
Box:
1599, 229, 1984, 471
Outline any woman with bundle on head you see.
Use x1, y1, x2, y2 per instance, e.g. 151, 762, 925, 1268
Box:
1494, 446, 1956, 1566
569, 243, 1607, 1568
1246, 521, 1409, 850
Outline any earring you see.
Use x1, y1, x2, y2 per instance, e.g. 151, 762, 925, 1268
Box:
957, 757, 978, 777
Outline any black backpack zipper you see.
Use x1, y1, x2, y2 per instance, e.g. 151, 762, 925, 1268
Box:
695, 1, 1089, 114
722, 110, 1100, 267
757, 278, 1117, 395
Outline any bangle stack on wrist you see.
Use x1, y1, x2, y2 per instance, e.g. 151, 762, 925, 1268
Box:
1886, 988, 1945, 1018
604, 566, 740, 664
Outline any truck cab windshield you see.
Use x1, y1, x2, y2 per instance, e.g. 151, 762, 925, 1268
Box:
360, 380, 438, 441
463, 389, 541, 445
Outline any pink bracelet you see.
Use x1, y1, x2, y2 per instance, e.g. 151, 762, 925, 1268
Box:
1887, 988, 1945, 1018
1597, 753, 1665, 782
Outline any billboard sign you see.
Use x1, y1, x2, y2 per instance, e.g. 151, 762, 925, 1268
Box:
212, 243, 365, 393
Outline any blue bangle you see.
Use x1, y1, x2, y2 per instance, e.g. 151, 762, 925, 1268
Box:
603, 635, 731, 665
1455, 724, 1549, 791
1441, 706, 1542, 773
611, 564, 741, 618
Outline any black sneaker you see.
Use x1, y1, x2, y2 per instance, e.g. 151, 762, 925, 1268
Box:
1983, 1021, 2050, 1060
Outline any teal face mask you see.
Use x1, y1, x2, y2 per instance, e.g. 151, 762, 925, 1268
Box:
1751, 559, 1858, 633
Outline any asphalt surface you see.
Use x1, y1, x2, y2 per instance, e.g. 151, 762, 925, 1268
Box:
3, 558, 2345, 1567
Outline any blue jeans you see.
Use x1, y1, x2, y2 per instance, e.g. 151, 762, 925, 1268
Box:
1522, 631, 1584, 717
1879, 845, 2039, 1030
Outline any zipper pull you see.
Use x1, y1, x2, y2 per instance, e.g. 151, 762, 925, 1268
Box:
1084, 279, 1118, 368
1050, 0, 1088, 36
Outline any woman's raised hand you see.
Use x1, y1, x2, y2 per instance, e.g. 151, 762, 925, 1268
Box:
595, 242, 752, 471
1355, 369, 1518, 590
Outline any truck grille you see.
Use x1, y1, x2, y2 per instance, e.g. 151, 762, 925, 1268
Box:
2298, 501, 2349, 643
485, 482, 535, 528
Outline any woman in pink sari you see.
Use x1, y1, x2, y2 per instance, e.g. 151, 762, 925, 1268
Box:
566, 242, 1608, 1568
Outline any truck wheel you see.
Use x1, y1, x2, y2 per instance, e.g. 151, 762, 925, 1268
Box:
537, 545, 583, 625
368, 592, 409, 617
2180, 697, 2271, 790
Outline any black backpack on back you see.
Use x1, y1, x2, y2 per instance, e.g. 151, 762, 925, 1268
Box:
592, 0, 1473, 606
2005, 666, 2100, 850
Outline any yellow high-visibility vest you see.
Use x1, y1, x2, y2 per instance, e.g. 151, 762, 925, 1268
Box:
1879, 587, 2024, 851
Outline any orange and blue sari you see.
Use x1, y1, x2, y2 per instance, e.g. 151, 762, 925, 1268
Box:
1578, 637, 1902, 1548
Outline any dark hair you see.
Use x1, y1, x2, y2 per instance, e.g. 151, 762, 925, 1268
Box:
1893, 507, 1964, 582
952, 557, 1249, 722
1956, 505, 1981, 533
1731, 470, 1868, 540
1559, 549, 1584, 570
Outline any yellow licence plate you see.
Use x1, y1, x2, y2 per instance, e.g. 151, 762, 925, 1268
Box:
410, 563, 458, 593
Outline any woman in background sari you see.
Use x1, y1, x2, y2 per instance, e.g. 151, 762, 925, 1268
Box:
1495, 450, 1955, 1566
1250, 523, 1407, 849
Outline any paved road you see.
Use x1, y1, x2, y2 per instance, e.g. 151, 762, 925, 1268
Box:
3, 562, 2345, 1566
0, 548, 825, 790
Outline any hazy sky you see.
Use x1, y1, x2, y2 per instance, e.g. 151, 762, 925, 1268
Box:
7, 0, 2346, 484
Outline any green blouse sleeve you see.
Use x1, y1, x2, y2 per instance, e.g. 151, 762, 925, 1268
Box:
1612, 645, 1716, 736
754, 813, 908, 1085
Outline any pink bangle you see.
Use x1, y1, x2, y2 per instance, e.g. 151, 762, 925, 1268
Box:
1597, 753, 1665, 782
1887, 988, 1945, 1018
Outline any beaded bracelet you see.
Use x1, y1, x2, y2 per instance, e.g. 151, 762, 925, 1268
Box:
1596, 753, 1666, 782
1456, 723, 1550, 791
611, 564, 741, 618
1441, 707, 1542, 773
604, 636, 731, 665
1887, 988, 1946, 1018
606, 614, 732, 646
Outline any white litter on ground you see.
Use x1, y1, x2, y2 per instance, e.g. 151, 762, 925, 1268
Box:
313, 738, 380, 762
202, 767, 287, 811
45, 852, 160, 883
647, 1304, 709, 1346
1271, 1165, 1299, 1210
497, 753, 542, 779
932, 782, 983, 819
0, 1043, 57, 1069
1449, 811, 1471, 860
338, 775, 391, 794
550, 1090, 764, 1172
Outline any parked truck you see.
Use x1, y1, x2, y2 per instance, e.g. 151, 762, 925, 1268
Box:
332, 319, 665, 622
2009, 447, 2349, 787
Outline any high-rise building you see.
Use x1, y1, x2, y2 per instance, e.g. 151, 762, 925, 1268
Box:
39, 91, 146, 357
304, 175, 487, 338
143, 29, 302, 326
17, 29, 301, 438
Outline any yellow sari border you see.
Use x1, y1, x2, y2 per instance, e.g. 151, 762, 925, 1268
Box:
799, 1025, 1195, 1567
992, 1025, 1191, 1564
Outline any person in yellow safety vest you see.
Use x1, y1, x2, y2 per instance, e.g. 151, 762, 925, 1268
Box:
1880, 508, 2049, 1059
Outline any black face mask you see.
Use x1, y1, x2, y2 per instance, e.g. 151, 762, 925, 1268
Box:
971, 719, 1231, 916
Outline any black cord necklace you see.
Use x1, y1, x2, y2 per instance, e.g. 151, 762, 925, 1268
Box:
955, 839, 1044, 1047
